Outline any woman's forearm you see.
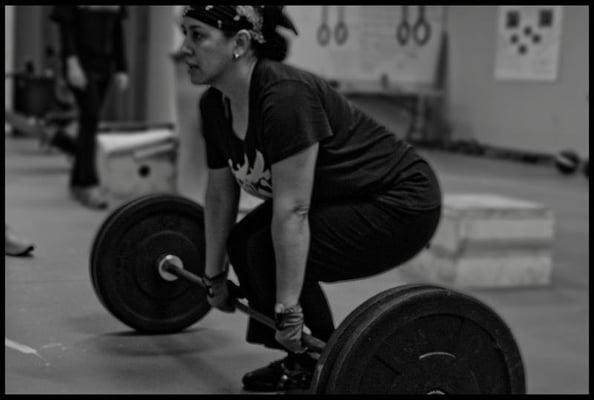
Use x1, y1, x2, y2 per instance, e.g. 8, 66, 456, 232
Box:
271, 208, 310, 306
204, 185, 239, 278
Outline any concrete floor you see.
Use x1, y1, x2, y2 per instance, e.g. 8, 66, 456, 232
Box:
4, 133, 589, 394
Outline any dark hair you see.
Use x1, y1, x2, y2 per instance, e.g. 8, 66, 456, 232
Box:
258, 6, 296, 61
252, 31, 290, 61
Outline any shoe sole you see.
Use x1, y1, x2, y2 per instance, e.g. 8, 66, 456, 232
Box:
6, 245, 35, 256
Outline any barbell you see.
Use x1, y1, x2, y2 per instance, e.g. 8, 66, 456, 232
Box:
89, 193, 526, 394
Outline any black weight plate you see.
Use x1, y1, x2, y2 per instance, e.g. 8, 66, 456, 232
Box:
90, 194, 183, 318
310, 283, 435, 394
325, 285, 525, 394
90, 194, 211, 333
90, 194, 154, 305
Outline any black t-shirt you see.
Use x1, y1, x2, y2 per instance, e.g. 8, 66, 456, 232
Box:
201, 59, 439, 209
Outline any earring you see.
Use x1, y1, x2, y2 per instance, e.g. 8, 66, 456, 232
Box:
233, 53, 240, 61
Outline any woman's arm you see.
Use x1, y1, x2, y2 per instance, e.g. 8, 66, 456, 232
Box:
204, 167, 240, 278
271, 143, 319, 307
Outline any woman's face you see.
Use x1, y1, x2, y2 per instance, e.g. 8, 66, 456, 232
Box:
180, 17, 234, 85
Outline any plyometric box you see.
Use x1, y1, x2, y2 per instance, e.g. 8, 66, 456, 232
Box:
402, 193, 555, 287
97, 127, 178, 200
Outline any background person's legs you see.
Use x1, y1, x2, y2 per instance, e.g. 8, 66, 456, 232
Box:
69, 71, 111, 208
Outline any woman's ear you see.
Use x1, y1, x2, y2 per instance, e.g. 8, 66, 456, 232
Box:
233, 29, 253, 58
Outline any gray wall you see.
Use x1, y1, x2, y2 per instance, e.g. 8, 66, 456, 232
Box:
446, 6, 589, 158
5, 5, 15, 110
145, 6, 177, 125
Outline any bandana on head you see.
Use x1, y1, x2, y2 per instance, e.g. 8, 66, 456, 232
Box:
183, 5, 297, 44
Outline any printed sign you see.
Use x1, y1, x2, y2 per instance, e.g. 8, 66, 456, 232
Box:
494, 6, 563, 81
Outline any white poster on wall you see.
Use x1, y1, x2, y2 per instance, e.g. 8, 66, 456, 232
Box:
494, 6, 563, 81
285, 6, 445, 88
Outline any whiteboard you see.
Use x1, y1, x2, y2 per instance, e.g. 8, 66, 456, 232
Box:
285, 6, 445, 89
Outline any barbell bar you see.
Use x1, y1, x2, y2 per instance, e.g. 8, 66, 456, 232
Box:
158, 255, 326, 353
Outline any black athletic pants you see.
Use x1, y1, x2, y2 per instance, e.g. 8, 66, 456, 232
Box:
228, 161, 442, 351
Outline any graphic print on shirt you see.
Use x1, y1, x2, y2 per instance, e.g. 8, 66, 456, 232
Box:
228, 150, 272, 199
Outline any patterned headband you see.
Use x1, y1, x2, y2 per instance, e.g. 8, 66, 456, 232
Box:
183, 5, 266, 43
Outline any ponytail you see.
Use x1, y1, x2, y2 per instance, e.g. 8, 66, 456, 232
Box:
253, 31, 290, 61
254, 6, 297, 62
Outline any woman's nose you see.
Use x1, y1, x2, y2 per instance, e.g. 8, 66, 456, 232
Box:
179, 39, 193, 57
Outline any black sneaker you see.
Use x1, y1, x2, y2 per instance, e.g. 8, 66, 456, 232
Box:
242, 352, 317, 393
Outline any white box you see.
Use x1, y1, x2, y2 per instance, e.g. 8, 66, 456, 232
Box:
97, 129, 178, 200
402, 193, 555, 287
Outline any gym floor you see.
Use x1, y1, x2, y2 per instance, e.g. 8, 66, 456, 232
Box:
4, 128, 589, 394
